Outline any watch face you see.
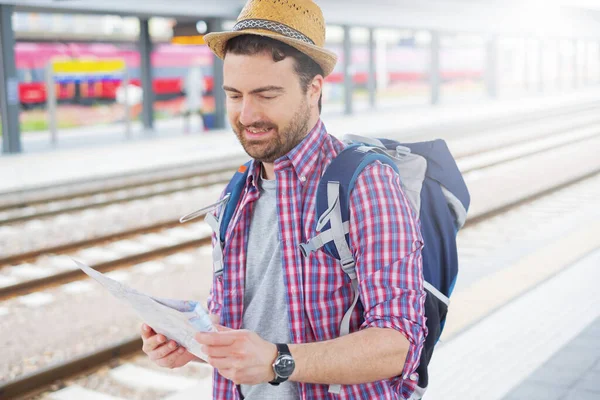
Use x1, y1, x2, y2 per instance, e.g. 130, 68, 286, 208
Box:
274, 354, 295, 378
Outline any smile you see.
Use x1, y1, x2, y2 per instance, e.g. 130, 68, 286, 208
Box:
244, 127, 274, 138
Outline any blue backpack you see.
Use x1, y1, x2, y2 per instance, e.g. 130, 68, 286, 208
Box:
190, 134, 470, 399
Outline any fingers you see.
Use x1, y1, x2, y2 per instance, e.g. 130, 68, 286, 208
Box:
142, 331, 169, 354
202, 344, 232, 358
195, 331, 237, 346
207, 356, 232, 370
140, 323, 155, 340
148, 340, 180, 361
140, 324, 194, 369
215, 324, 233, 332
155, 347, 187, 368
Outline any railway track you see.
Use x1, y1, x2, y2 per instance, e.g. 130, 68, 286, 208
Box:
1, 100, 599, 225
1, 338, 143, 400
4, 164, 600, 400
2, 112, 600, 399
0, 168, 234, 226
0, 224, 212, 302
0, 104, 597, 263
0, 124, 599, 302
0, 155, 246, 211
1, 110, 599, 270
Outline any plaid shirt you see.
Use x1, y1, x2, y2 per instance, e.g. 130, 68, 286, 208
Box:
207, 120, 426, 399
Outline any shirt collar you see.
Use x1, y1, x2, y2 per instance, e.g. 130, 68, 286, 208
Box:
246, 119, 327, 187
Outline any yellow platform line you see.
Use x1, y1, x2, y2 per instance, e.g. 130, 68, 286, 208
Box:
442, 222, 600, 342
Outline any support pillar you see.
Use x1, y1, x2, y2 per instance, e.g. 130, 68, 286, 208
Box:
430, 31, 441, 105
367, 28, 376, 109
557, 39, 563, 90
0, 5, 21, 154
582, 41, 589, 86
343, 25, 353, 115
572, 39, 578, 89
208, 18, 226, 129
139, 18, 154, 131
523, 38, 530, 91
538, 38, 544, 93
485, 35, 498, 98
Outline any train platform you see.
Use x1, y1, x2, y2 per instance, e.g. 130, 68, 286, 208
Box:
1, 84, 599, 399
504, 314, 600, 400
426, 245, 600, 400
1, 86, 600, 195
30, 166, 600, 400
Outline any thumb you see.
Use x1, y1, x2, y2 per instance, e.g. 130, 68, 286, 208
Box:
215, 324, 233, 332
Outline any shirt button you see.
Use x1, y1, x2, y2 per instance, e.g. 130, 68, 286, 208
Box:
300, 176, 307, 182
410, 373, 418, 381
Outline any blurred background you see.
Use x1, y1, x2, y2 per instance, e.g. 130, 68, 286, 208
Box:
0, 0, 599, 399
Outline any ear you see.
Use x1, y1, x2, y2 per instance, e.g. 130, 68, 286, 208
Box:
308, 74, 324, 108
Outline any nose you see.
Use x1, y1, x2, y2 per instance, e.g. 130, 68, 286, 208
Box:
238, 97, 260, 127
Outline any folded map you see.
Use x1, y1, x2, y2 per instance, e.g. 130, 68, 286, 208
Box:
73, 258, 215, 361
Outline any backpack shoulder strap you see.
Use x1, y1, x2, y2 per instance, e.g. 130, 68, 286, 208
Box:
300, 144, 399, 263
203, 161, 251, 276
218, 162, 252, 242
301, 145, 398, 395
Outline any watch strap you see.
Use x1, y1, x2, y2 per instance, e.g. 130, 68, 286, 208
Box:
276, 343, 291, 356
269, 343, 292, 386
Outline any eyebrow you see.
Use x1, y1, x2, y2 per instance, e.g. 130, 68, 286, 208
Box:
222, 85, 285, 94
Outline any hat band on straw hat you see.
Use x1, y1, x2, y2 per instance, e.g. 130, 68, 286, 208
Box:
232, 19, 315, 45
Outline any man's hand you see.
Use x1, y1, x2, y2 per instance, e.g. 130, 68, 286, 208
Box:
141, 323, 198, 369
195, 328, 277, 385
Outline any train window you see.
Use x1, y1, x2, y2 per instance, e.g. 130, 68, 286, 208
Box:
16, 68, 44, 83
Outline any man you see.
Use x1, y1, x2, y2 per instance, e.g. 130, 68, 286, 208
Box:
141, 1, 426, 399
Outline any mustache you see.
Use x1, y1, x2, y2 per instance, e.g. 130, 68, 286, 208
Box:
237, 121, 277, 131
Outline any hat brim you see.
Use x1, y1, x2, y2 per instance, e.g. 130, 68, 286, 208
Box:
204, 29, 338, 77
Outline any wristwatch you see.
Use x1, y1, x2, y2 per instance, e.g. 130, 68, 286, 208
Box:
269, 343, 295, 386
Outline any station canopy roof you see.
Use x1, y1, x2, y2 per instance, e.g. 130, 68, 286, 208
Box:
1, 0, 600, 38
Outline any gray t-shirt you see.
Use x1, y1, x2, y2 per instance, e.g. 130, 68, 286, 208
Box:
240, 177, 300, 399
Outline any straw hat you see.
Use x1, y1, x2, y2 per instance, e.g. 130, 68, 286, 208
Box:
204, 0, 337, 76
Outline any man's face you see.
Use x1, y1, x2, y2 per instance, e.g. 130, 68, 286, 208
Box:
223, 51, 312, 163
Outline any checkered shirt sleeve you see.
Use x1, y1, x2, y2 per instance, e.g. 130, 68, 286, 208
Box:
348, 161, 427, 393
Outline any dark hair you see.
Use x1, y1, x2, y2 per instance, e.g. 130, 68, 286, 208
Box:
224, 35, 324, 113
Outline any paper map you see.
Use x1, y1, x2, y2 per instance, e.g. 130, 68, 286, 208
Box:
73, 259, 215, 361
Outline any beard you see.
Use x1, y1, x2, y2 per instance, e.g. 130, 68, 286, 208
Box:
233, 98, 311, 163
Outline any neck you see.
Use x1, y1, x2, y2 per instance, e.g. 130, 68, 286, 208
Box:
262, 163, 275, 180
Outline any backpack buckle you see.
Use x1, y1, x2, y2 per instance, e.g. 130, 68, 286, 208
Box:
341, 258, 355, 268
341, 258, 356, 278
396, 145, 412, 157
299, 242, 317, 257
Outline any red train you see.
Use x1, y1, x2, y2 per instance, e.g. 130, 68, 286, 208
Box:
16, 42, 214, 107
15, 42, 483, 107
